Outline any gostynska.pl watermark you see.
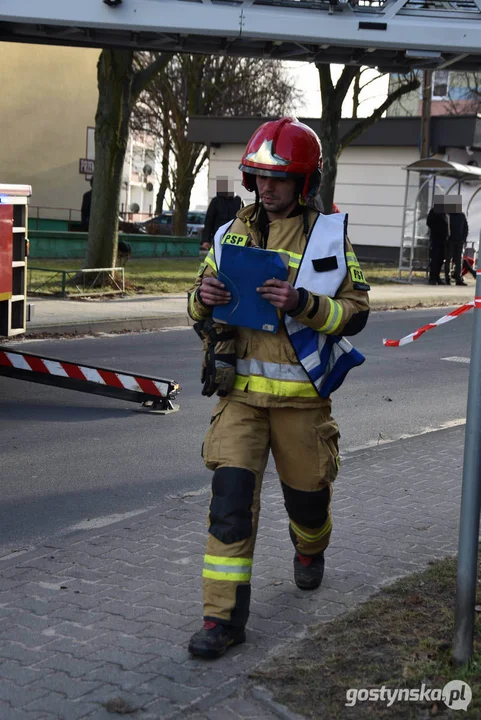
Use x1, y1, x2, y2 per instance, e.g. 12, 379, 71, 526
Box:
346, 680, 472, 711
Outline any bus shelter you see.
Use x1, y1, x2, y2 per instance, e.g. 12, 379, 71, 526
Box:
398, 158, 481, 281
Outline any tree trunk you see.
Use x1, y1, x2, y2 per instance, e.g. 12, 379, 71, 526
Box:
352, 71, 361, 119
317, 65, 343, 214
319, 114, 340, 215
172, 159, 195, 236
316, 64, 419, 215
155, 115, 171, 214
87, 50, 134, 273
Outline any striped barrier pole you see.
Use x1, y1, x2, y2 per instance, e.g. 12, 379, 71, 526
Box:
0, 346, 180, 413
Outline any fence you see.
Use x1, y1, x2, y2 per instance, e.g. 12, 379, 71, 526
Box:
28, 231, 200, 259
28, 266, 125, 297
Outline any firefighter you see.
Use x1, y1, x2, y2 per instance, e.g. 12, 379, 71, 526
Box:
187, 117, 370, 659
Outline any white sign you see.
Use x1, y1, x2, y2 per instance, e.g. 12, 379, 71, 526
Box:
79, 158, 95, 175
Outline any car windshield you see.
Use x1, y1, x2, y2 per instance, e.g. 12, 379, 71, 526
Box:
187, 213, 205, 224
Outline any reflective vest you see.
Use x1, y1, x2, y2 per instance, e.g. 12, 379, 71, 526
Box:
213, 213, 365, 398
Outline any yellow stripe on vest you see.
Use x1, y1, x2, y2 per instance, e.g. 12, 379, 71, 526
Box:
204, 249, 218, 272
234, 374, 318, 397
188, 292, 205, 321
318, 298, 343, 334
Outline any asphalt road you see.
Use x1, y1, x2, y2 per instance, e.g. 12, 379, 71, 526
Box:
0, 306, 473, 557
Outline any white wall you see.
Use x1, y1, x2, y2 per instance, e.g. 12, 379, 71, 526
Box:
207, 144, 420, 251
335, 146, 419, 249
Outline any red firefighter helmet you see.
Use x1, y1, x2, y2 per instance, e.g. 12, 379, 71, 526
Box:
239, 117, 322, 202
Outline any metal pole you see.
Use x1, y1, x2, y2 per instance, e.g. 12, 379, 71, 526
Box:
398, 169, 410, 280
453, 262, 481, 665
420, 70, 432, 160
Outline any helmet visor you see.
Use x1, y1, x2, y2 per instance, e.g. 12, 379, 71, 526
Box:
239, 164, 305, 179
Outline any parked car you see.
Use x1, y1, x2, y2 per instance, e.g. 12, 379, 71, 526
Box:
118, 216, 144, 234
135, 211, 205, 237
186, 211, 206, 238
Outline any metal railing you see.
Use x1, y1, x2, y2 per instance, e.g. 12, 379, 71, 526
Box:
29, 206, 82, 229
28, 267, 125, 297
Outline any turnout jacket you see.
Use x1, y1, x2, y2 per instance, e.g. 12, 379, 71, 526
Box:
188, 204, 370, 409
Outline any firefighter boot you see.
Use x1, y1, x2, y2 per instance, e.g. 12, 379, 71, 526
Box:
294, 552, 325, 590
188, 621, 246, 659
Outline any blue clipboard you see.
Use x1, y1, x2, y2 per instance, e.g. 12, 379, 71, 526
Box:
212, 244, 289, 333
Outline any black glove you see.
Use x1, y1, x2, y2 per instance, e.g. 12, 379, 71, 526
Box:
193, 318, 236, 397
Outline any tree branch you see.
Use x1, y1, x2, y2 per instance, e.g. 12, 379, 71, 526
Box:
132, 52, 173, 101
339, 75, 420, 153
335, 65, 361, 104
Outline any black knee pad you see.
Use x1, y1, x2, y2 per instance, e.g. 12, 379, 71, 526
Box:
209, 466, 255, 544
281, 482, 330, 529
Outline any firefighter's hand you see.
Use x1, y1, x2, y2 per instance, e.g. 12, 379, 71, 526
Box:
199, 276, 231, 306
257, 279, 299, 312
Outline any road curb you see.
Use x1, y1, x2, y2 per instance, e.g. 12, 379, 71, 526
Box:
20, 296, 475, 338
26, 314, 195, 336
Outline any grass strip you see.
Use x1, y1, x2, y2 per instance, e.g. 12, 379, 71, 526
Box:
250, 554, 481, 718
27, 258, 424, 296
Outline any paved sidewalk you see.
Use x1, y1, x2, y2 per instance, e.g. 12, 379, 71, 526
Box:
23, 281, 476, 336
0, 425, 464, 719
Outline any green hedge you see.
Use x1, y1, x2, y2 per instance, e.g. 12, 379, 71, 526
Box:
28, 230, 200, 259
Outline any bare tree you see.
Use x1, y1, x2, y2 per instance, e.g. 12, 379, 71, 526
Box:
86, 50, 171, 273
316, 65, 420, 213
351, 68, 386, 119
443, 72, 481, 115
132, 54, 300, 235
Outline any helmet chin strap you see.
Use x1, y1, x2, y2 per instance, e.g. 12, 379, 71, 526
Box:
249, 186, 261, 225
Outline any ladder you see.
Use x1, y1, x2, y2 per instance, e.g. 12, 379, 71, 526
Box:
1, 0, 481, 70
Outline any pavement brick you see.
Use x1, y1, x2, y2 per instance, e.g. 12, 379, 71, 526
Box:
0, 425, 467, 719
37, 671, 104, 700
92, 615, 150, 635
47, 607, 110, 625
0, 660, 42, 686
0, 680, 49, 707
34, 654, 104, 678
25, 693, 100, 719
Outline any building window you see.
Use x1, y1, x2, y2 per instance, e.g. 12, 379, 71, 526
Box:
432, 70, 449, 100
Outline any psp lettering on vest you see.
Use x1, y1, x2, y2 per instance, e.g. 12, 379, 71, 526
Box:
222, 233, 248, 246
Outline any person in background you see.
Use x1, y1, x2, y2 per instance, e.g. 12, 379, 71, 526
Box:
445, 197, 469, 286
426, 195, 449, 285
81, 177, 93, 231
201, 177, 243, 252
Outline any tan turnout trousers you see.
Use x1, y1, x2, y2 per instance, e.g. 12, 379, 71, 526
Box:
201, 397, 340, 627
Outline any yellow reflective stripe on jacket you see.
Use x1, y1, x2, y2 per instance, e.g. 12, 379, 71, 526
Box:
271, 248, 302, 269
188, 292, 205, 321
234, 374, 318, 397
346, 251, 367, 284
318, 297, 343, 334
236, 357, 308, 384
290, 516, 332, 544
204, 249, 217, 273
202, 554, 253, 582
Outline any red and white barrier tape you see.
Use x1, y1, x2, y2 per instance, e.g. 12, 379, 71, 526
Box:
383, 300, 479, 347
0, 350, 170, 396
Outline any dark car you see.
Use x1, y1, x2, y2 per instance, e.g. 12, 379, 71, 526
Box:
118, 216, 144, 234
136, 211, 205, 237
